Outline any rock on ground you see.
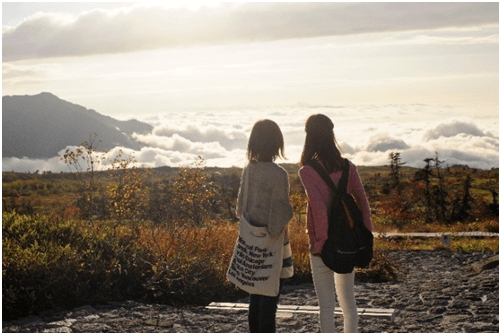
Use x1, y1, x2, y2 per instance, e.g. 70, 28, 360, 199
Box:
2, 250, 498, 333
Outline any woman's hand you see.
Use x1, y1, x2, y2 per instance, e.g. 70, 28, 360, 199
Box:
310, 243, 321, 256
283, 225, 289, 240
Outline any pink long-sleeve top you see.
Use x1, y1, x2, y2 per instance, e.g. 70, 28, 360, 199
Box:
299, 161, 373, 254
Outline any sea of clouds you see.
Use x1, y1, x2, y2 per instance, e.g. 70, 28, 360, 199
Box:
2, 104, 499, 173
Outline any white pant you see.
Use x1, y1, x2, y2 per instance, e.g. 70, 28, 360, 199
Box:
310, 255, 358, 333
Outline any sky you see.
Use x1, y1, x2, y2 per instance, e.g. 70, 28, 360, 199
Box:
2, 1, 500, 172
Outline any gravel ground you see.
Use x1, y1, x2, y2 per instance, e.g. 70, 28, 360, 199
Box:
3, 250, 498, 333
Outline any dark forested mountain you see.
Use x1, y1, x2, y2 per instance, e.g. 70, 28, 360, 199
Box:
2, 92, 153, 158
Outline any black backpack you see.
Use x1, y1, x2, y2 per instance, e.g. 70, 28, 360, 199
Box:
309, 159, 373, 274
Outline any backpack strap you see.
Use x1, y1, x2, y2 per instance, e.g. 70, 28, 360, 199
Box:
309, 159, 350, 196
338, 159, 350, 194
308, 160, 340, 196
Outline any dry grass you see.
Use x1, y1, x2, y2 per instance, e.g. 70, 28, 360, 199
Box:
374, 216, 498, 232
137, 218, 314, 285
4, 210, 496, 321
288, 219, 314, 283
374, 235, 499, 251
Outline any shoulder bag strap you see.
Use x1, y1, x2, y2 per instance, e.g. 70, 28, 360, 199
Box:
241, 164, 250, 213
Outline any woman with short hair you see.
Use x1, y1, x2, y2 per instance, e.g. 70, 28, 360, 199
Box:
236, 119, 294, 333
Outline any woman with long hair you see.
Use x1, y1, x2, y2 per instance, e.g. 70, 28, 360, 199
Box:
299, 114, 373, 333
236, 119, 293, 333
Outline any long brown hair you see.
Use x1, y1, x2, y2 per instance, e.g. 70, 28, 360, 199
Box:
247, 119, 285, 163
300, 114, 344, 173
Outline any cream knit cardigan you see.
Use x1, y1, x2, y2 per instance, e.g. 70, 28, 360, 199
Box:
236, 162, 293, 237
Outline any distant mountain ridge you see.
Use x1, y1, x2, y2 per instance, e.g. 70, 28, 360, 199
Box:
2, 92, 153, 159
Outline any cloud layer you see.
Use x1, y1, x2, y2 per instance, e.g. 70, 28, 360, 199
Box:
423, 120, 493, 141
3, 106, 499, 173
3, 2, 498, 62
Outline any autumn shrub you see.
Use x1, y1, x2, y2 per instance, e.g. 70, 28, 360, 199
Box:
161, 158, 224, 226
288, 219, 313, 283
466, 219, 500, 233
137, 220, 245, 306
451, 238, 499, 252
355, 250, 399, 282
3, 207, 405, 321
63, 204, 81, 220
2, 212, 246, 321
483, 220, 499, 233
2, 211, 151, 321
374, 191, 418, 230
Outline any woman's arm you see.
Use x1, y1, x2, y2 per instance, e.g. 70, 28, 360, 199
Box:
299, 166, 329, 254
235, 166, 246, 218
267, 168, 293, 237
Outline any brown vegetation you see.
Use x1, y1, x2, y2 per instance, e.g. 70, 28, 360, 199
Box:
2, 142, 498, 321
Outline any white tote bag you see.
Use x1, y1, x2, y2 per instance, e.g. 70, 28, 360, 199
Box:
226, 165, 288, 297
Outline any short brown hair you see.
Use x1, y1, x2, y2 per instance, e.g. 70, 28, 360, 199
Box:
247, 119, 285, 163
